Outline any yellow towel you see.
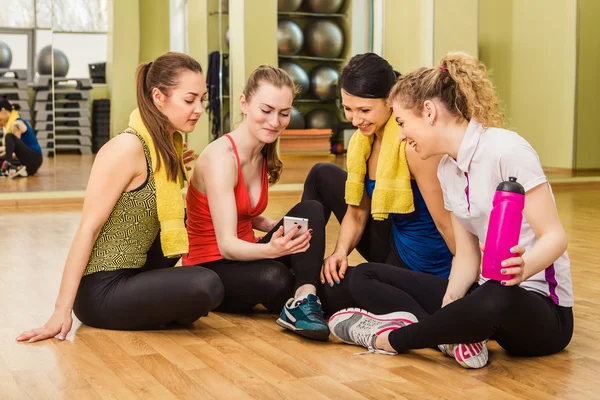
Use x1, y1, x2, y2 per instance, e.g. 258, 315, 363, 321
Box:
345, 114, 414, 220
2, 109, 20, 146
128, 108, 189, 258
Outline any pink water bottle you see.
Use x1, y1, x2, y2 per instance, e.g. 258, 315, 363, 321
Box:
481, 177, 525, 281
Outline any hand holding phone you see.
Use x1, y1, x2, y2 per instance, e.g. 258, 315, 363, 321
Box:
283, 216, 309, 239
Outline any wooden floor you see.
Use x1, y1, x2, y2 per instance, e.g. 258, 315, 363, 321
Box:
2, 185, 600, 399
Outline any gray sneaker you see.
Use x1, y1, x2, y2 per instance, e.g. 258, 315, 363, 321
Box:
328, 308, 417, 355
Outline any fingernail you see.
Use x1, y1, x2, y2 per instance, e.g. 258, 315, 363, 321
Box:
501, 281, 506, 286
501, 261, 507, 267
59, 336, 65, 340
329, 282, 333, 287
340, 273, 344, 278
510, 247, 516, 253
321, 279, 325, 284
501, 269, 506, 274
335, 280, 340, 284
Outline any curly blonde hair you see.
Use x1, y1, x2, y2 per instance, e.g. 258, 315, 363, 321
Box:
388, 52, 505, 128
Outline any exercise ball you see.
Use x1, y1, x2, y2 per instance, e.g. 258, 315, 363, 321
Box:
223, 112, 231, 134
305, 108, 339, 131
304, 20, 344, 58
310, 65, 339, 101
0, 41, 12, 69
278, 0, 303, 11
306, 0, 344, 13
37, 45, 69, 77
288, 107, 305, 129
279, 61, 309, 97
277, 20, 304, 56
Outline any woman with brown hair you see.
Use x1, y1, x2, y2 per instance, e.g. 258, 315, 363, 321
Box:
16, 52, 224, 343
183, 65, 330, 341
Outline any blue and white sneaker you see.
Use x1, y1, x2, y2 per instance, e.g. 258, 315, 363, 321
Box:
276, 294, 330, 341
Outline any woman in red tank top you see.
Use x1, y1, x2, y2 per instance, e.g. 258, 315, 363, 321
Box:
184, 66, 330, 341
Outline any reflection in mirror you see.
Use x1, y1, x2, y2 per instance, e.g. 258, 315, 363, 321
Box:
0, 0, 56, 192
0, 0, 109, 195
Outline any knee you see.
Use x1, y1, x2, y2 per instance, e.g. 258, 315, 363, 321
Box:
294, 200, 325, 225
474, 281, 519, 317
260, 261, 294, 297
304, 162, 333, 187
187, 268, 225, 311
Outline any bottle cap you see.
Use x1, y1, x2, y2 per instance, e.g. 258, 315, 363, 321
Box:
496, 176, 525, 194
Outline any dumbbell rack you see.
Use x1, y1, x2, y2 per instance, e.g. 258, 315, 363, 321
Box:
33, 76, 93, 155
0, 69, 32, 145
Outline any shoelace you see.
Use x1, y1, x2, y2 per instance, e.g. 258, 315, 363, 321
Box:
349, 317, 401, 356
296, 299, 324, 321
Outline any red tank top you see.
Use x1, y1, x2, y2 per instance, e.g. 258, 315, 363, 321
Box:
183, 134, 269, 265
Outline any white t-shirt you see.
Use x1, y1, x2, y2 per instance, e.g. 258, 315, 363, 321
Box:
437, 119, 574, 307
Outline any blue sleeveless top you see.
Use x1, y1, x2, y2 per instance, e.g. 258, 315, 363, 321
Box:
17, 118, 42, 155
366, 177, 453, 278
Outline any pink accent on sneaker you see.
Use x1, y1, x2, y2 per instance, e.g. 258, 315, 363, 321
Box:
328, 310, 415, 326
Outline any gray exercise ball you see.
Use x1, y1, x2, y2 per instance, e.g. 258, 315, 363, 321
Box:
310, 65, 339, 101
288, 107, 305, 129
277, 20, 304, 56
305, 108, 339, 131
0, 41, 12, 69
37, 45, 70, 77
223, 112, 231, 134
306, 0, 344, 13
304, 19, 344, 58
278, 0, 303, 11
280, 61, 310, 97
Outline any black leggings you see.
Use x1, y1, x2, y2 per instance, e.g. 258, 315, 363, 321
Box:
199, 200, 326, 313
73, 233, 224, 330
350, 262, 574, 356
1, 133, 43, 175
302, 162, 406, 314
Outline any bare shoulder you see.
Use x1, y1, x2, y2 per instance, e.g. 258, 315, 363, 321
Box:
95, 132, 145, 168
197, 135, 235, 167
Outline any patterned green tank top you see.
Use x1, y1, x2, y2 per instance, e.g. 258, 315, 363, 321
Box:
84, 129, 159, 276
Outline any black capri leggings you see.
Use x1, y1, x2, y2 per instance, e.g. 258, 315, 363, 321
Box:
350, 262, 574, 356
1, 133, 43, 175
199, 200, 326, 313
73, 233, 225, 330
302, 162, 407, 314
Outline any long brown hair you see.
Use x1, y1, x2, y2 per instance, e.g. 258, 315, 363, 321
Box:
135, 52, 203, 181
388, 52, 505, 128
242, 65, 297, 186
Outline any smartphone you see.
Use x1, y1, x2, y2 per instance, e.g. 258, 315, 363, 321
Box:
283, 216, 309, 239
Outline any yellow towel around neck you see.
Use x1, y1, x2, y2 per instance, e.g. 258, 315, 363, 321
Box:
128, 108, 189, 258
345, 114, 414, 220
2, 109, 20, 146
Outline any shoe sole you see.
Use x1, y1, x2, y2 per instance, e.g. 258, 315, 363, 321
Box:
276, 317, 330, 342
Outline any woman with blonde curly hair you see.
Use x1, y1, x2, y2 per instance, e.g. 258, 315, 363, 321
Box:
328, 52, 574, 369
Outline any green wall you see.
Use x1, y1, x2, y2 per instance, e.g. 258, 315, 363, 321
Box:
434, 0, 478, 63
575, 0, 600, 169
139, 0, 171, 63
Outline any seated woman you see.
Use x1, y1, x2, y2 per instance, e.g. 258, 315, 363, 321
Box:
183, 65, 329, 341
302, 53, 454, 313
0, 99, 43, 178
328, 52, 574, 369
16, 52, 224, 343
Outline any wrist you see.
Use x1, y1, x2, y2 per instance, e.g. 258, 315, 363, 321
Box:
54, 304, 72, 314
